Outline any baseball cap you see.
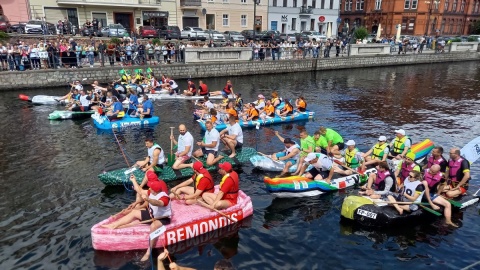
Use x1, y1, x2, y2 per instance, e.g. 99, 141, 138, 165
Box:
147, 180, 162, 193
193, 161, 204, 171
218, 162, 232, 172
378, 136, 387, 141
346, 140, 355, 146
146, 171, 158, 181
283, 138, 295, 144
304, 153, 317, 162
395, 129, 406, 135
258, 94, 265, 99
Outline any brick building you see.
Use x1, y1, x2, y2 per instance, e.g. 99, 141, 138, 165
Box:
339, 0, 480, 37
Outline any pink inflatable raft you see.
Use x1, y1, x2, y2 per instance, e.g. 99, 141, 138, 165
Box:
91, 189, 253, 251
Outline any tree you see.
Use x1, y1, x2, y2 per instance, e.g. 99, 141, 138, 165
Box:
471, 21, 480, 34
354, 27, 368, 41
0, 31, 10, 42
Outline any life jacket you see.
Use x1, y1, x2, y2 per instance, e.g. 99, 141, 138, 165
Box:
392, 136, 409, 155
400, 161, 419, 183
345, 147, 360, 168
372, 143, 388, 160
235, 97, 243, 109
271, 97, 280, 107
424, 169, 443, 193
223, 83, 232, 94
148, 190, 171, 218
448, 157, 470, 184
403, 179, 425, 203
121, 74, 131, 84
248, 107, 259, 118
194, 173, 214, 193
282, 103, 293, 113
220, 171, 239, 203
148, 143, 165, 165
427, 155, 447, 169
199, 83, 209, 95
374, 170, 396, 192
226, 108, 238, 118
264, 104, 275, 116
188, 83, 196, 94
297, 99, 306, 109
211, 115, 217, 123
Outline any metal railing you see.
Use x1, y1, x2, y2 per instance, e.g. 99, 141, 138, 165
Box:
180, 0, 202, 6
299, 6, 313, 14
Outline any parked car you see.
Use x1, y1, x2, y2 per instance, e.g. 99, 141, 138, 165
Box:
240, 30, 259, 41
223, 31, 245, 42
258, 30, 281, 42
180, 26, 207, 41
208, 30, 226, 42
10, 22, 27, 34
468, 35, 480, 42
0, 15, 11, 32
101, 24, 126, 37
24, 20, 56, 35
139, 26, 157, 38
294, 32, 309, 41
158, 25, 181, 40
302, 31, 325, 42
280, 33, 296, 43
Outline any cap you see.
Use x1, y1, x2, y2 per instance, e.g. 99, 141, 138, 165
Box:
258, 94, 265, 99
219, 162, 232, 172
283, 138, 295, 144
346, 140, 355, 146
378, 136, 387, 141
147, 180, 162, 193
304, 153, 317, 162
146, 171, 158, 182
406, 152, 416, 160
395, 129, 406, 135
193, 161, 204, 171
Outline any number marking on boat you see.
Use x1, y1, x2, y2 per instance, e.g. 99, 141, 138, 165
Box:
300, 180, 308, 189
293, 181, 300, 190
357, 209, 377, 219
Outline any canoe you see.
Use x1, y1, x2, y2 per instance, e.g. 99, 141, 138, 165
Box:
48, 110, 95, 120
198, 110, 315, 131
19, 94, 63, 105
263, 168, 376, 198
91, 188, 253, 251
340, 194, 480, 227
91, 113, 159, 131
99, 147, 258, 185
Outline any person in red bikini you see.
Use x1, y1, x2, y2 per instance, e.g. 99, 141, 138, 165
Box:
202, 162, 239, 209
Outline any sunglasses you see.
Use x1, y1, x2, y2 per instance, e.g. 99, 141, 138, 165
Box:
409, 174, 415, 178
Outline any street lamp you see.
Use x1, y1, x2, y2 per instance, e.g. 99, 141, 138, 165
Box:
425, 0, 440, 36
253, 0, 260, 40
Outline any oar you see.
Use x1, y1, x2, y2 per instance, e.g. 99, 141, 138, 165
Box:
333, 159, 365, 175
196, 199, 237, 223
168, 127, 175, 166
419, 204, 443, 216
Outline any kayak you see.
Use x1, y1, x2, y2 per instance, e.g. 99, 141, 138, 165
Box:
340, 194, 480, 227
91, 188, 253, 251
263, 168, 376, 198
99, 147, 258, 186
147, 93, 234, 101
91, 113, 160, 131
48, 110, 95, 120
19, 94, 63, 105
250, 154, 305, 172
198, 110, 315, 131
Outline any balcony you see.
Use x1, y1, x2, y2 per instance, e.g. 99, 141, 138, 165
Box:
299, 6, 313, 15
56, 0, 161, 7
180, 0, 202, 7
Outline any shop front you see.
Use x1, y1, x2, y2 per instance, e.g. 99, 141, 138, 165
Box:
142, 11, 168, 28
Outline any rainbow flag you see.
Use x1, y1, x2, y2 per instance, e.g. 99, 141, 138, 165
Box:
409, 139, 434, 160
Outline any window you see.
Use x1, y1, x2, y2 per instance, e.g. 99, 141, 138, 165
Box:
404, 0, 410, 9
321, 0, 325, 8
475, 1, 480, 13
303, 0, 307, 6
223, 0, 228, 2
241, 0, 246, 2
444, 0, 449, 10
440, 18, 446, 33
273, 0, 277, 6
223, 14, 229, 26
460, 0, 466, 12
241, 15, 247, 27
292, 18, 296, 30
354, 18, 361, 26
411, 0, 417, 9
283, 0, 287, 6
209, 0, 214, 2
408, 18, 415, 31
312, 0, 316, 8
356, 0, 364, 10
345, 0, 352, 10
294, 0, 297, 7
452, 0, 457, 11
330, 0, 333, 9
449, 20, 454, 33
375, 0, 382, 9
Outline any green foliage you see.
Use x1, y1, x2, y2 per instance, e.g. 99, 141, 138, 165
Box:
467, 36, 479, 42
0, 31, 10, 41
109, 37, 122, 45
472, 21, 480, 34
451, 37, 462, 42
152, 38, 161, 45
354, 27, 368, 41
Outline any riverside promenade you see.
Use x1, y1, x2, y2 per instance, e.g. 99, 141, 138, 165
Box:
0, 49, 479, 90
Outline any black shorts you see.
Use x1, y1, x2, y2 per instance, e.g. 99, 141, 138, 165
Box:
235, 142, 243, 149
298, 108, 306, 112
169, 88, 179, 95
307, 167, 329, 179
201, 147, 218, 157
140, 210, 171, 224
335, 142, 345, 151
72, 105, 91, 111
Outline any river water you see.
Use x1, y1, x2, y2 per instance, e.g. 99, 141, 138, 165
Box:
0, 62, 479, 270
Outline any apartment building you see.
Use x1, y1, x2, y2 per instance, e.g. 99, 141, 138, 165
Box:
268, 0, 341, 35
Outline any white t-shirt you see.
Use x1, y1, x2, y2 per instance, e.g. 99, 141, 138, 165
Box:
177, 131, 194, 157
79, 94, 91, 107
204, 100, 214, 110
227, 123, 243, 144
204, 129, 220, 151
311, 153, 333, 171
75, 84, 84, 91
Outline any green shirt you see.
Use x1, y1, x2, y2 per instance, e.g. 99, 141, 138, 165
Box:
301, 135, 316, 152
314, 136, 328, 148
323, 128, 343, 145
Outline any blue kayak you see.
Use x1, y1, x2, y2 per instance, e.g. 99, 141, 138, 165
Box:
91, 113, 160, 130
197, 110, 315, 131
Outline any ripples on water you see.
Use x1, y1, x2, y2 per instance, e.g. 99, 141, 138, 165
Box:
0, 62, 479, 269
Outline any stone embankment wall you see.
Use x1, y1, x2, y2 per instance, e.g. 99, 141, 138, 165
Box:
0, 52, 478, 90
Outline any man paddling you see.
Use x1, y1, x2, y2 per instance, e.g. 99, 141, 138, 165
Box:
443, 147, 471, 198
202, 162, 239, 210
192, 121, 224, 167
170, 124, 194, 170
169, 161, 214, 205
135, 138, 166, 188
219, 116, 244, 158
102, 172, 171, 262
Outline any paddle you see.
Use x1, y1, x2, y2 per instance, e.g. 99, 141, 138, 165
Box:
374, 201, 432, 206
419, 204, 443, 216
441, 195, 463, 208
168, 127, 175, 166
333, 159, 365, 175
460, 135, 480, 164
196, 199, 237, 223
